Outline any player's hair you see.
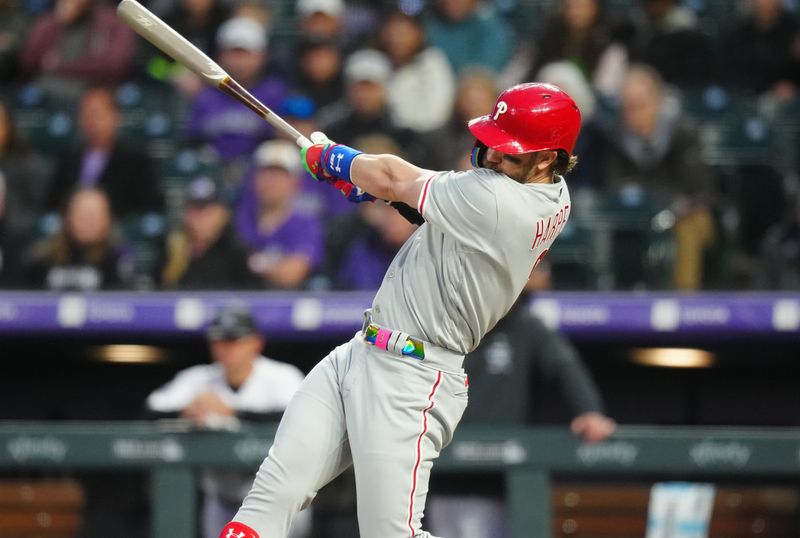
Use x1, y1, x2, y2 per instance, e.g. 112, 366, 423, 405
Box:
553, 150, 578, 175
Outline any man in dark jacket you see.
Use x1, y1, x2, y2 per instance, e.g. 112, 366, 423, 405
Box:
45, 86, 164, 218
159, 176, 258, 290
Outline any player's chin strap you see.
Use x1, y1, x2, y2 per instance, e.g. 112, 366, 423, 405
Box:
471, 139, 488, 168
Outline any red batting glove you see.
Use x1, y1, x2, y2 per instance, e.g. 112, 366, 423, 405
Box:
219, 521, 259, 538
301, 142, 334, 182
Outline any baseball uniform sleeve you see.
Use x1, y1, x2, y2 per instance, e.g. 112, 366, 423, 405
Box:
418, 169, 499, 250
145, 366, 208, 412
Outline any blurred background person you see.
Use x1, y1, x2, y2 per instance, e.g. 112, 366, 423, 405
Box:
45, 86, 164, 221
427, 261, 616, 538
0, 0, 29, 84
0, 98, 49, 237
601, 64, 715, 290
296, 0, 345, 42
25, 187, 134, 290
184, 16, 288, 182
757, 192, 800, 290
528, 0, 631, 100
379, 8, 456, 134
19, 0, 136, 101
722, 0, 800, 102
0, 171, 27, 288
627, 0, 716, 90
145, 301, 309, 538
159, 176, 257, 290
422, 0, 514, 75
235, 140, 324, 290
419, 68, 498, 171
291, 36, 345, 111
320, 49, 413, 150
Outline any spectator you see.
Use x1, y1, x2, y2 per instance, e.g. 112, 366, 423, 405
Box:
19, 0, 135, 101
0, 99, 49, 236
321, 49, 413, 151
145, 301, 309, 538
159, 176, 257, 290
235, 140, 324, 290
422, 0, 515, 75
529, 0, 630, 99
378, 8, 456, 133
331, 194, 418, 290
25, 187, 134, 291
427, 261, 616, 537
0, 172, 27, 288
0, 0, 29, 83
420, 68, 498, 171
722, 0, 800, 100
185, 16, 288, 165
292, 36, 345, 110
45, 86, 164, 220
757, 192, 800, 290
627, 0, 716, 89
296, 0, 344, 41
602, 64, 715, 290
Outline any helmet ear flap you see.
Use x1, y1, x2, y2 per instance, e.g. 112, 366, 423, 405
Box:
471, 140, 488, 168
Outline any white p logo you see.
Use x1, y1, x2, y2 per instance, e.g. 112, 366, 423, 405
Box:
493, 101, 508, 121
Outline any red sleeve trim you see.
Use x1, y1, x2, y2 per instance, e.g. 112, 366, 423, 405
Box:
417, 173, 437, 217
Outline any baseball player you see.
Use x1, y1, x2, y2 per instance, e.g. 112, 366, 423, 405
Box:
219, 83, 581, 538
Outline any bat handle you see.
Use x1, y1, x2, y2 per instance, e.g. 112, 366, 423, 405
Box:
295, 134, 312, 149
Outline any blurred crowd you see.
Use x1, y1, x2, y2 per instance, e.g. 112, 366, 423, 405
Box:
1, 0, 800, 293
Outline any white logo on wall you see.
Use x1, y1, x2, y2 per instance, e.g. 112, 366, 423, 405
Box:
772, 300, 800, 331
112, 438, 184, 462
58, 295, 87, 328
576, 441, 639, 466
174, 298, 206, 330
651, 299, 680, 331
0, 300, 18, 321
690, 441, 751, 468
452, 440, 527, 464
531, 299, 561, 329
7, 436, 68, 462
492, 101, 508, 121
292, 298, 323, 330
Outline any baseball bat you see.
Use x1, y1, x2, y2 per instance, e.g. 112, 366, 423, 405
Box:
116, 0, 312, 149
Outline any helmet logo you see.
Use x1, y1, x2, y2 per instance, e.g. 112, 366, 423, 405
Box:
492, 101, 508, 121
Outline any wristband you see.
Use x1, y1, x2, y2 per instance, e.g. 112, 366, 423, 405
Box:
321, 144, 362, 183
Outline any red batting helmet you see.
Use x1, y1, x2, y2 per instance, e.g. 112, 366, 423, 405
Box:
468, 83, 582, 157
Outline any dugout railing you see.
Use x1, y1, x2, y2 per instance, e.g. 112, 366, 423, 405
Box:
1, 422, 799, 537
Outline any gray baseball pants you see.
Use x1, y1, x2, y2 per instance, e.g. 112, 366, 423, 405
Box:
234, 331, 469, 537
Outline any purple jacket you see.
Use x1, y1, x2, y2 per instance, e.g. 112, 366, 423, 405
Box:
186, 75, 288, 160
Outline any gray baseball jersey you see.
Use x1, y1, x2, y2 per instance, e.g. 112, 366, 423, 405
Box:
232, 167, 571, 538
372, 168, 571, 354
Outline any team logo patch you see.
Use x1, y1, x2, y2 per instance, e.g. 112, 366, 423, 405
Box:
493, 101, 508, 120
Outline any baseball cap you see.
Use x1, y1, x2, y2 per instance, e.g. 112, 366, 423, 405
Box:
217, 17, 267, 52
206, 302, 260, 341
344, 49, 392, 85
254, 140, 302, 175
297, 0, 344, 17
184, 176, 222, 206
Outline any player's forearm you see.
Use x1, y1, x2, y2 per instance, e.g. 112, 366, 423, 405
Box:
351, 154, 429, 208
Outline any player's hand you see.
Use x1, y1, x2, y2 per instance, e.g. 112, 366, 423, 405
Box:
570, 412, 616, 444
301, 131, 338, 182
219, 521, 260, 538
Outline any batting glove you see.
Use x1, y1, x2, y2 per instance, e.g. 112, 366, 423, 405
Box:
301, 132, 375, 204
219, 521, 259, 538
